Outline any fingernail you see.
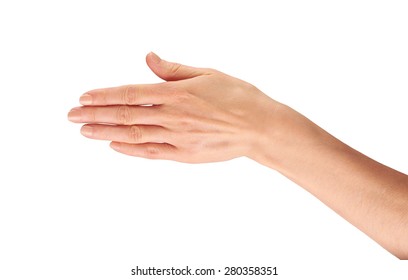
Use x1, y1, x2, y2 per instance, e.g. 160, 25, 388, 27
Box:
80, 93, 92, 105
68, 108, 81, 122
81, 125, 93, 137
149, 52, 161, 63
110, 142, 121, 151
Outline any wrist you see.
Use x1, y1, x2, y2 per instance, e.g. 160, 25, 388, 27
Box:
247, 103, 332, 172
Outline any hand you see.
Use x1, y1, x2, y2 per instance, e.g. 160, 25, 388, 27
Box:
68, 52, 279, 163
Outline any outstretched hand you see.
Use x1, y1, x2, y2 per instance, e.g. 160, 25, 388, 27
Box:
68, 52, 279, 163
68, 53, 408, 258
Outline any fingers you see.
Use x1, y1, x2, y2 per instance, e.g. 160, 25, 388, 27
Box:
146, 52, 208, 81
80, 124, 170, 144
110, 141, 177, 160
68, 105, 163, 125
80, 53, 210, 107
79, 83, 170, 106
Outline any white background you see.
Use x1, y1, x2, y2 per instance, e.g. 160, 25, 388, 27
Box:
0, 0, 407, 279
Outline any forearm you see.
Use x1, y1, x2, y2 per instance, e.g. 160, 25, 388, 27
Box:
251, 103, 408, 259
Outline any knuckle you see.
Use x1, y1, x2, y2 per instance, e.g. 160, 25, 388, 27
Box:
172, 90, 192, 104
203, 67, 217, 74
122, 85, 139, 105
179, 118, 194, 128
116, 106, 133, 125
84, 108, 96, 122
144, 146, 160, 159
169, 63, 182, 75
243, 82, 258, 93
128, 126, 143, 143
99, 88, 108, 104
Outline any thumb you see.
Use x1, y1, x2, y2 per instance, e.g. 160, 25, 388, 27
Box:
146, 52, 206, 81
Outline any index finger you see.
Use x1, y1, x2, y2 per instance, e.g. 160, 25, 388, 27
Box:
79, 83, 171, 106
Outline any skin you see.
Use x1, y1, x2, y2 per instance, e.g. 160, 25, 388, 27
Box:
68, 52, 408, 259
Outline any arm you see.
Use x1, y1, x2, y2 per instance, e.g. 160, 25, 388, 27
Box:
251, 103, 408, 259
68, 53, 408, 258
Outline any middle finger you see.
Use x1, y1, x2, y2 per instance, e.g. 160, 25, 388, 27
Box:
68, 105, 163, 125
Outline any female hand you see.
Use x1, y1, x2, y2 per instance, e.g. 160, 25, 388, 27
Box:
68, 53, 408, 258
68, 53, 281, 163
